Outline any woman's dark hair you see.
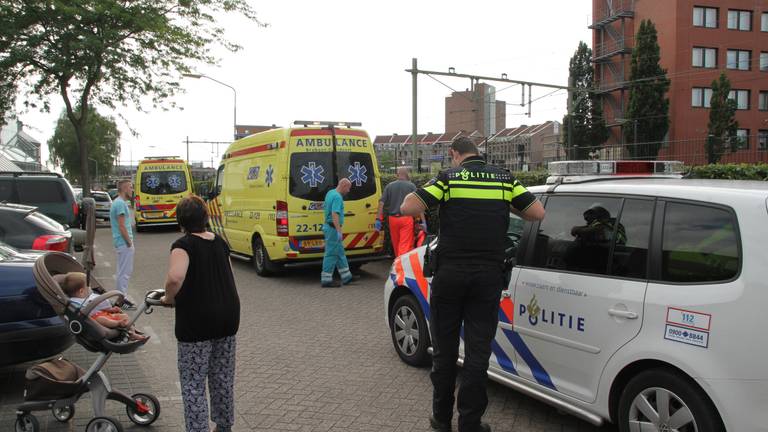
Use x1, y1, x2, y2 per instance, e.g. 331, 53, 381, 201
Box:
176, 195, 209, 233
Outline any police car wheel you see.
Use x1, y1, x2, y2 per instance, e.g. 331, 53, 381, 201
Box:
618, 368, 723, 432
390, 295, 430, 367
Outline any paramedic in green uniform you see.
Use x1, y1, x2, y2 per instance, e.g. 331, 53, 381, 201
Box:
321, 178, 354, 288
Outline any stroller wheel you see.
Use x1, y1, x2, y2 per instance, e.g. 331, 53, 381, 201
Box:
125, 393, 161, 426
85, 416, 123, 432
52, 404, 75, 422
14, 413, 39, 432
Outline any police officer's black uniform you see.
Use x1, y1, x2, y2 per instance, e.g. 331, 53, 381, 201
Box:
414, 155, 536, 432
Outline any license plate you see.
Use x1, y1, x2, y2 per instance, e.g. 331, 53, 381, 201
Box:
144, 212, 163, 219
300, 239, 324, 249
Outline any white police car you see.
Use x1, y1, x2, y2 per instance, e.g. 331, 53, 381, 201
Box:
384, 160, 768, 431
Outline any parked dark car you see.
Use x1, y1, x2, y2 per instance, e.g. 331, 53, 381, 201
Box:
0, 172, 80, 229
0, 203, 73, 253
0, 243, 74, 367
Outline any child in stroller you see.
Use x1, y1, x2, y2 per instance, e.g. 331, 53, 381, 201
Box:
54, 272, 148, 342
13, 252, 169, 432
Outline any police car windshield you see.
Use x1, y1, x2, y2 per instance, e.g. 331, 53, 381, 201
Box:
140, 171, 187, 195
289, 152, 375, 202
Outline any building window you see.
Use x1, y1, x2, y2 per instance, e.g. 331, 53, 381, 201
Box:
763, 12, 768, 31
728, 9, 752, 31
760, 91, 768, 111
729, 89, 750, 110
694, 6, 718, 28
692, 47, 717, 68
761, 52, 768, 71
759, 130, 768, 150
727, 49, 751, 70
692, 87, 713, 107
735, 129, 750, 149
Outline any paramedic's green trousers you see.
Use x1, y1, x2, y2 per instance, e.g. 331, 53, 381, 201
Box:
321, 226, 352, 284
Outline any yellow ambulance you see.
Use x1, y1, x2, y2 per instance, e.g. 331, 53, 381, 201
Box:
134, 156, 193, 231
207, 121, 385, 276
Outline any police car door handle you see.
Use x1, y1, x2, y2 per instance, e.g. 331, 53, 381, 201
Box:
608, 308, 638, 319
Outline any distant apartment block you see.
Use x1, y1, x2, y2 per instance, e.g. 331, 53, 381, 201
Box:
445, 83, 506, 137
591, 0, 768, 163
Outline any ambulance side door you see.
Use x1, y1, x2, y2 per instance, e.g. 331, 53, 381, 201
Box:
512, 194, 653, 403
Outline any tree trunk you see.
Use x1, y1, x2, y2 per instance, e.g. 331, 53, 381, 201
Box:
73, 122, 91, 196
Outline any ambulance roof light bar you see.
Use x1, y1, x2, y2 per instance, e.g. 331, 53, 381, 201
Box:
548, 160, 684, 178
143, 155, 181, 160
293, 120, 362, 128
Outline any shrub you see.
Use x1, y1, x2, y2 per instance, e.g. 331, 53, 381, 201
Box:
687, 164, 768, 181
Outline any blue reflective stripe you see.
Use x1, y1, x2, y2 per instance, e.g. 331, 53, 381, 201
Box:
502, 329, 556, 390
491, 340, 517, 375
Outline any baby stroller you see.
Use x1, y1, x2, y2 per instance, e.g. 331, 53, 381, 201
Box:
14, 251, 167, 432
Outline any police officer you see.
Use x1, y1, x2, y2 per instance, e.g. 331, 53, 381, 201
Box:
400, 137, 545, 432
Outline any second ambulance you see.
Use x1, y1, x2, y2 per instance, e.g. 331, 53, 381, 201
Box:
134, 156, 193, 231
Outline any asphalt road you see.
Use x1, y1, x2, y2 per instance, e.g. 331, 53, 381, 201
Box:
0, 225, 615, 431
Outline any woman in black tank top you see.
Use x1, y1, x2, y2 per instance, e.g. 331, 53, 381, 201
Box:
162, 195, 240, 432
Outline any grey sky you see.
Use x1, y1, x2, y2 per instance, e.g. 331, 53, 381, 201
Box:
19, 0, 592, 169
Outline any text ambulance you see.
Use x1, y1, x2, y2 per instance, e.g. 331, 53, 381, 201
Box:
207, 122, 385, 276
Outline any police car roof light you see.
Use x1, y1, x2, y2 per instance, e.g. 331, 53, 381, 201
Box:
548, 160, 683, 176
293, 121, 362, 128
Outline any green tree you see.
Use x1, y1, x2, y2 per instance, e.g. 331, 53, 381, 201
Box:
48, 107, 120, 184
624, 19, 670, 160
0, 1, 261, 195
563, 41, 608, 159
706, 72, 738, 164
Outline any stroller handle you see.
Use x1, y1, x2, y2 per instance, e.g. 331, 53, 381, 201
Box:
144, 289, 168, 307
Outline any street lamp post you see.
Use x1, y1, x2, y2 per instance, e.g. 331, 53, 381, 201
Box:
182, 73, 238, 141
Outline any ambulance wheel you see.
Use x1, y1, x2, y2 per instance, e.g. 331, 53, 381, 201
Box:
14, 413, 39, 432
390, 295, 431, 367
618, 368, 723, 432
136, 224, 145, 233
350, 262, 363, 272
126, 393, 160, 426
86, 416, 123, 432
252, 237, 276, 277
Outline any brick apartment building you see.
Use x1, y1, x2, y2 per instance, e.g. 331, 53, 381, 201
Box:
592, 0, 768, 164
373, 131, 484, 173
445, 83, 506, 136
485, 122, 563, 171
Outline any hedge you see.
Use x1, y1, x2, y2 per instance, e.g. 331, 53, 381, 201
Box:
687, 163, 768, 181
380, 170, 549, 190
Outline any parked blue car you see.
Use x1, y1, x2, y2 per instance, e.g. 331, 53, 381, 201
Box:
0, 243, 74, 367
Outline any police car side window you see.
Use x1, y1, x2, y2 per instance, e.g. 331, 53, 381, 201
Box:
531, 196, 622, 275
610, 199, 654, 279
661, 203, 740, 283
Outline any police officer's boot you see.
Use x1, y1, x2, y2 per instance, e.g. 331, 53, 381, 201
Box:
429, 415, 451, 431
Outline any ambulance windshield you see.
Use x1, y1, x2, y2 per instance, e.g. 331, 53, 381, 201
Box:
140, 171, 188, 195
289, 152, 376, 202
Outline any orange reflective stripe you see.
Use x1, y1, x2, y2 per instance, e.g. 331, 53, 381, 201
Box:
408, 252, 429, 301
394, 256, 405, 286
